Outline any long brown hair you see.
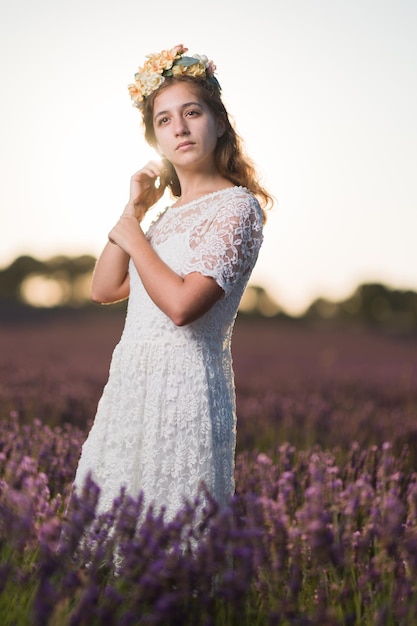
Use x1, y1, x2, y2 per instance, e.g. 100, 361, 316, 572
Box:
141, 76, 273, 220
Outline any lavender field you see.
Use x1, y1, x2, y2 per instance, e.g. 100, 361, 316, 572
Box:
1, 308, 417, 624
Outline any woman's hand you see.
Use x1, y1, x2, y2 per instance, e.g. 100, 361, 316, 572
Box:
122, 160, 166, 222
108, 213, 143, 256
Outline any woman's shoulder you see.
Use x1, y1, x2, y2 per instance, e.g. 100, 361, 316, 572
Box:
147, 186, 262, 236
158, 186, 259, 213
199, 185, 258, 211
216, 185, 257, 203
214, 186, 263, 223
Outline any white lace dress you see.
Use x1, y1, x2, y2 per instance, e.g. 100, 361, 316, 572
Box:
73, 186, 264, 518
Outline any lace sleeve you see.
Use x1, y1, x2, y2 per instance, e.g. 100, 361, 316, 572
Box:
183, 190, 264, 296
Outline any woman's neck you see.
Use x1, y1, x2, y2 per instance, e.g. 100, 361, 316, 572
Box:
174, 171, 233, 207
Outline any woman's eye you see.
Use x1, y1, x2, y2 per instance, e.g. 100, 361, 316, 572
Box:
185, 110, 198, 117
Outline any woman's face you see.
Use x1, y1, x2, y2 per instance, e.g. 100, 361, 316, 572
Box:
152, 82, 221, 173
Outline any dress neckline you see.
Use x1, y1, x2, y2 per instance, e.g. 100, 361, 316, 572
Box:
168, 186, 244, 211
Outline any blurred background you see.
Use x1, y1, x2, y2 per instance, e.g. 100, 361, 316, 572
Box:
1, 0, 416, 324
1, 0, 417, 471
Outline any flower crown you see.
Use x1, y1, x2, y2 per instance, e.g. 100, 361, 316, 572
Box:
128, 44, 220, 110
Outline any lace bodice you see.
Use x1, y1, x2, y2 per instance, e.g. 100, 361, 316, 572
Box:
125, 186, 264, 345
74, 186, 264, 518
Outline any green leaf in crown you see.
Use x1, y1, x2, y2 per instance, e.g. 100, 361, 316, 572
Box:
175, 56, 201, 67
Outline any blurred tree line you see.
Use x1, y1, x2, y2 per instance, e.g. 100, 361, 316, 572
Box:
305, 283, 417, 333
0, 255, 96, 308
0, 255, 416, 333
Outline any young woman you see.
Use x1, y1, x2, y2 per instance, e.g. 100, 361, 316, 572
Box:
73, 45, 273, 519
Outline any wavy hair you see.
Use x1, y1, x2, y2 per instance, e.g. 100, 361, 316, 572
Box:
140, 76, 273, 221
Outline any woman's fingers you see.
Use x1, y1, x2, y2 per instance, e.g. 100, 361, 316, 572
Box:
108, 214, 138, 249
131, 160, 163, 186
128, 160, 166, 210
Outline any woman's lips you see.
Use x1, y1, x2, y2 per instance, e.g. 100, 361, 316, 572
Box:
176, 141, 194, 150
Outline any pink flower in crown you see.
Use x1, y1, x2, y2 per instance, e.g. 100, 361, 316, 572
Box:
206, 60, 216, 77
171, 44, 188, 57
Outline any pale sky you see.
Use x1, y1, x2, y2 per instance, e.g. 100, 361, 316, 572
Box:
1, 0, 416, 314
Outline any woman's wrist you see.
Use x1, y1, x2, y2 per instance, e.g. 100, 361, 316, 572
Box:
121, 201, 136, 216
122, 201, 147, 221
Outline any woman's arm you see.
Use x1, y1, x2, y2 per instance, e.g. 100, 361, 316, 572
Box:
92, 161, 223, 318
108, 214, 223, 325
91, 161, 166, 304
90, 242, 130, 304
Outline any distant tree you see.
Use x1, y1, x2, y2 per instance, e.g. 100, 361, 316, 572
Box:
239, 285, 282, 317
305, 297, 340, 320
0, 254, 96, 306
0, 255, 44, 301
306, 283, 417, 332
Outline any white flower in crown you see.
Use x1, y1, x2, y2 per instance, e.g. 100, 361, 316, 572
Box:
192, 54, 208, 65
138, 71, 165, 98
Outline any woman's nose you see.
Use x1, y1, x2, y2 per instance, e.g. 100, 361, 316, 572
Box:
174, 116, 189, 136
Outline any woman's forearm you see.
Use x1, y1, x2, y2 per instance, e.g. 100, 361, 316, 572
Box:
94, 159, 223, 318
91, 162, 165, 305
129, 227, 222, 326
107, 213, 222, 324
91, 241, 130, 304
